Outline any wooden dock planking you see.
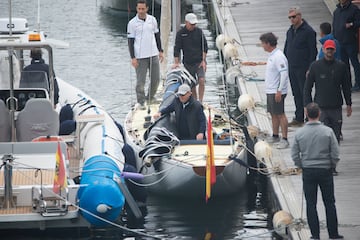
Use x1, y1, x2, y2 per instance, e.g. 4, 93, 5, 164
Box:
213, 0, 360, 238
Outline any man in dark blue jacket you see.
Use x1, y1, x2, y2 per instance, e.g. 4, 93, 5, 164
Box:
333, 0, 360, 92
153, 84, 206, 140
284, 6, 317, 127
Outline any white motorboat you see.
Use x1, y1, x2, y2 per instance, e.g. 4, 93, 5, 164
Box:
0, 17, 140, 230
124, 69, 253, 199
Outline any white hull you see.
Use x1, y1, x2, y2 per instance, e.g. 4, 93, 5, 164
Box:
0, 19, 128, 230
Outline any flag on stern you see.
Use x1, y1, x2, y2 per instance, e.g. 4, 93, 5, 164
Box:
206, 110, 216, 202
53, 141, 67, 194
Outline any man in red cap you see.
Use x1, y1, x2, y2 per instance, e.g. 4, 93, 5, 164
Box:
304, 39, 352, 175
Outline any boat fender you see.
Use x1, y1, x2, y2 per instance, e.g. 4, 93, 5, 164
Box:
59, 119, 76, 135
237, 94, 255, 112
78, 155, 125, 227
254, 140, 272, 161
272, 210, 293, 238
122, 143, 137, 168
59, 104, 73, 123
215, 34, 232, 50
223, 42, 239, 60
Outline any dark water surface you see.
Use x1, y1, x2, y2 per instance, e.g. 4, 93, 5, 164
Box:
0, 1, 271, 239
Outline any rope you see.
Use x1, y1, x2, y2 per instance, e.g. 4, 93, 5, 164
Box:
4, 160, 162, 239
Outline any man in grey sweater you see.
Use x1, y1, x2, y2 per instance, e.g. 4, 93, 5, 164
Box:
291, 102, 343, 240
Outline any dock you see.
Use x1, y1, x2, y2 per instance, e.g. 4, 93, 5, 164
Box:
212, 0, 360, 239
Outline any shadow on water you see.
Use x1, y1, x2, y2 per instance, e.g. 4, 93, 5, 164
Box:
98, 7, 132, 36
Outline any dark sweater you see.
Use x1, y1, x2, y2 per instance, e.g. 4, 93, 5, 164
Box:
284, 20, 317, 68
174, 27, 208, 65
304, 58, 352, 108
160, 96, 206, 140
333, 1, 360, 44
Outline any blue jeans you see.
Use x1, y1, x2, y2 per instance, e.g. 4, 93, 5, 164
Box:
340, 43, 360, 87
302, 168, 339, 238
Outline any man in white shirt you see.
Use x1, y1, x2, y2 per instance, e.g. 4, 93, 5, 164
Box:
260, 32, 290, 149
127, 0, 163, 108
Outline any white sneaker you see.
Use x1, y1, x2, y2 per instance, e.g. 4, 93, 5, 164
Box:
276, 139, 289, 149
265, 136, 280, 144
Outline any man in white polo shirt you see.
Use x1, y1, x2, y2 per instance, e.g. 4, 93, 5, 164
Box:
260, 32, 290, 149
127, 0, 163, 108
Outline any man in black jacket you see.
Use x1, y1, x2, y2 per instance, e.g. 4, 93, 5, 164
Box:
304, 39, 352, 174
333, 0, 360, 92
173, 13, 208, 103
23, 48, 59, 106
284, 6, 317, 127
153, 84, 206, 140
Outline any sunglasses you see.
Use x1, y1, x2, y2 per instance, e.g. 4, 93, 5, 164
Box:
288, 15, 298, 19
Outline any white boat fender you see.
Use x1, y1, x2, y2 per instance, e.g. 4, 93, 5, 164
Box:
254, 140, 272, 161
223, 42, 239, 60
272, 210, 293, 238
237, 94, 255, 112
215, 34, 232, 50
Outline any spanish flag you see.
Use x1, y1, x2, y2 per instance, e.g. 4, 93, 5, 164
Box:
206, 110, 216, 202
53, 141, 67, 194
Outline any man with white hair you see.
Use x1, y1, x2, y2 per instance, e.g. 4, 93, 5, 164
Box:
173, 13, 208, 103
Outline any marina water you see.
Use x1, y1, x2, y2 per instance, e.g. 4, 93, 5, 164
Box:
0, 0, 272, 239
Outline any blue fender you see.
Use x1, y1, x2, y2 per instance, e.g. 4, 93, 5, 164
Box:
78, 155, 125, 227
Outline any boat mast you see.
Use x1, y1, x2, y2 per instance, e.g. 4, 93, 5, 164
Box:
37, 0, 41, 32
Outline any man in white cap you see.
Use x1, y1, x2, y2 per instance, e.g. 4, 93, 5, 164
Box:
173, 13, 208, 103
153, 83, 206, 140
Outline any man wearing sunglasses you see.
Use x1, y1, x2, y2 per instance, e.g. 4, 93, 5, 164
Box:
284, 6, 317, 128
153, 84, 206, 140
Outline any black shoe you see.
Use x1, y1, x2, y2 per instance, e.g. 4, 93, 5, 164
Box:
329, 235, 344, 240
332, 168, 338, 176
310, 236, 320, 240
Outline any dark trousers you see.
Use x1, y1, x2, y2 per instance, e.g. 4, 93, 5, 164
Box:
320, 107, 342, 143
303, 168, 339, 238
289, 66, 306, 122
340, 43, 360, 87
